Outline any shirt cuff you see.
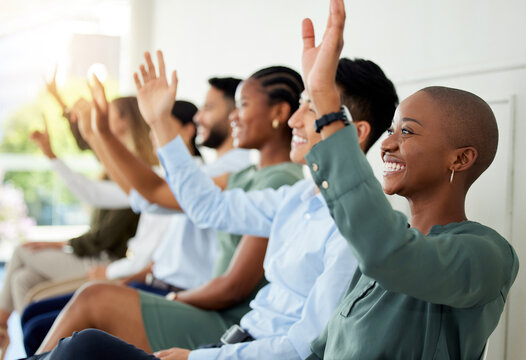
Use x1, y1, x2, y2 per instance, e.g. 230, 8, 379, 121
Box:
305, 125, 375, 203
188, 348, 221, 360
157, 136, 194, 176
128, 188, 147, 213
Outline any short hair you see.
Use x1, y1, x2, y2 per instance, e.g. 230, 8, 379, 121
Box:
249, 66, 304, 116
420, 86, 498, 184
336, 58, 399, 152
208, 77, 242, 102
171, 100, 201, 157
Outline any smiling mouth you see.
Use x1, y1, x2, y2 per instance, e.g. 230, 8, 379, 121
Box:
383, 161, 406, 175
291, 134, 307, 147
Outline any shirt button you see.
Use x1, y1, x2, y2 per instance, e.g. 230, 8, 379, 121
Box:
312, 163, 319, 172
321, 180, 329, 189
304, 213, 311, 220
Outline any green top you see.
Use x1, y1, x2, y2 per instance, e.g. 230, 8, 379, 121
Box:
215, 162, 304, 322
305, 126, 519, 359
69, 208, 139, 259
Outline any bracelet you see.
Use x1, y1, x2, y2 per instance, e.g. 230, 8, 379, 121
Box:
314, 105, 351, 133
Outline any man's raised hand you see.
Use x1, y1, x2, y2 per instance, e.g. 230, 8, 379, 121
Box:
134, 50, 178, 126
301, 0, 346, 116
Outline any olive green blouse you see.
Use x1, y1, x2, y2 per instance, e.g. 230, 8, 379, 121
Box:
305, 126, 519, 359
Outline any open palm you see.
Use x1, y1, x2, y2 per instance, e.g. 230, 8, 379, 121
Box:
302, 0, 346, 114
134, 50, 178, 126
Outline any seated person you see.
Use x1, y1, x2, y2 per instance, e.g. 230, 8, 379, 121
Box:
299, 1, 518, 358
30, 50, 398, 359
0, 95, 155, 353
21, 97, 243, 355
36, 63, 306, 355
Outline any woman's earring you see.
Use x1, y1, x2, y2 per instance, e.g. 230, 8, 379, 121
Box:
272, 119, 279, 129
450, 169, 455, 184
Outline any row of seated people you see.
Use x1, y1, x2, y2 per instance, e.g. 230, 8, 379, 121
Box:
1, 1, 520, 358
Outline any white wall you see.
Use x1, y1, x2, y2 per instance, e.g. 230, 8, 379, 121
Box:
136, 1, 526, 358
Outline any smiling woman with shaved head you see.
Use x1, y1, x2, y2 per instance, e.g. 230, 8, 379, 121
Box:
300, 0, 519, 359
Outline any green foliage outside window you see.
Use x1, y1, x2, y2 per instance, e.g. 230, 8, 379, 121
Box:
0, 77, 119, 225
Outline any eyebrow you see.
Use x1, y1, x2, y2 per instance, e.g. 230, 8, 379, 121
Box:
402, 117, 424, 126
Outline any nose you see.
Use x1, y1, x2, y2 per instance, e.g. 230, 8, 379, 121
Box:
380, 131, 399, 154
287, 106, 305, 129
193, 110, 202, 125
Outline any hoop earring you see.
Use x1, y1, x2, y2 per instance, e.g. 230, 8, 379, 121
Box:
449, 169, 455, 184
272, 119, 279, 129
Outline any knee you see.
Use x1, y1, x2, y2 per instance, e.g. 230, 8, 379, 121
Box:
70, 282, 124, 316
51, 329, 114, 359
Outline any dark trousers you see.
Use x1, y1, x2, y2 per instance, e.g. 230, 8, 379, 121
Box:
21, 329, 158, 360
21, 283, 171, 356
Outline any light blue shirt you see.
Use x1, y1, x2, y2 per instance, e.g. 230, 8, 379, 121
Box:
158, 137, 357, 360
128, 148, 252, 289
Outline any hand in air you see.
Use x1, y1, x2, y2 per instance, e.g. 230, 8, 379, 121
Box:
133, 50, 178, 127
44, 64, 61, 100
88, 74, 111, 135
29, 114, 56, 159
72, 98, 94, 141
302, 0, 346, 116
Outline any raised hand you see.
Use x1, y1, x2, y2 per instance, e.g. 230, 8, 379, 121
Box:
88, 74, 111, 135
44, 64, 67, 111
29, 114, 56, 159
302, 0, 345, 116
73, 98, 95, 142
44, 64, 60, 98
133, 50, 178, 126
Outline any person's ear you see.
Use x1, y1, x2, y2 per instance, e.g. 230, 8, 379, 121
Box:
450, 146, 478, 173
353, 120, 371, 151
271, 102, 292, 127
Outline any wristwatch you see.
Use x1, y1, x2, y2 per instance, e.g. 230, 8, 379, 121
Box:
314, 105, 352, 133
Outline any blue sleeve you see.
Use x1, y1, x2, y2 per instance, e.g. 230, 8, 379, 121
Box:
158, 136, 289, 237
128, 188, 179, 215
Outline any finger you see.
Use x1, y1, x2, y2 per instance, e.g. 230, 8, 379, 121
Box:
170, 70, 178, 95
133, 72, 142, 90
153, 350, 171, 357
139, 64, 149, 84
42, 114, 49, 133
157, 50, 166, 80
145, 51, 157, 79
330, 0, 346, 30
302, 18, 316, 52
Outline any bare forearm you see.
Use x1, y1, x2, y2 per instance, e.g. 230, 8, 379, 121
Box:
87, 135, 132, 194
177, 235, 268, 310
176, 275, 245, 310
97, 130, 176, 208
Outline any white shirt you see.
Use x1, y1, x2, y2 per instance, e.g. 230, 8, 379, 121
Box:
121, 148, 252, 288
50, 158, 129, 209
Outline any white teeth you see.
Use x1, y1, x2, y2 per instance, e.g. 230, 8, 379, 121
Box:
383, 162, 406, 172
292, 135, 307, 144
